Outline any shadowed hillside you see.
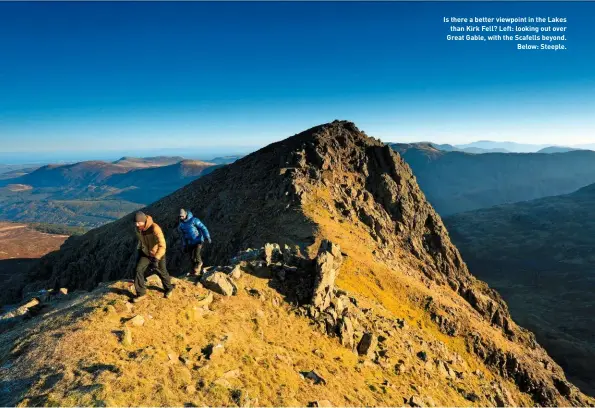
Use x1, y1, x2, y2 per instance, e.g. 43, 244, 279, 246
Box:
390, 143, 595, 215
3, 121, 592, 406
0, 222, 69, 307
6, 161, 131, 188
0, 158, 222, 227
108, 160, 222, 204
445, 184, 595, 396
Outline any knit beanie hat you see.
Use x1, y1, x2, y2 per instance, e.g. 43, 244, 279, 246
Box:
135, 211, 147, 223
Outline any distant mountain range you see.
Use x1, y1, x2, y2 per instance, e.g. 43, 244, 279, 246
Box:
444, 183, 595, 395
0, 156, 226, 227
429, 143, 511, 154
207, 155, 245, 164
396, 141, 594, 154
112, 156, 185, 168
455, 140, 550, 153
536, 146, 582, 154
455, 140, 595, 153
390, 143, 595, 215
0, 164, 41, 178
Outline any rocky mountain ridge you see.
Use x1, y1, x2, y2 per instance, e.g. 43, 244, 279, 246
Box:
6, 120, 593, 405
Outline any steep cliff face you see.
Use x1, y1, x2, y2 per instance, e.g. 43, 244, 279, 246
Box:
17, 120, 594, 405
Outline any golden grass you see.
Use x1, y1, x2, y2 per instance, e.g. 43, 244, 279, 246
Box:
299, 184, 535, 406
1, 179, 572, 407
0, 274, 459, 407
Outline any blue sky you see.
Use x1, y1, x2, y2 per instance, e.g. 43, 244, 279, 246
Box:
0, 1, 593, 159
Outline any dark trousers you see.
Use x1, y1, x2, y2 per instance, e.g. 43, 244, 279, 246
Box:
134, 252, 173, 296
189, 243, 203, 269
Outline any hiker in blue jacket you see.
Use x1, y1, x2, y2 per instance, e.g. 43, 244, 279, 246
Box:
177, 208, 211, 276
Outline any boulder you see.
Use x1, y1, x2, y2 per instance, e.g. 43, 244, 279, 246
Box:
331, 295, 351, 317
357, 332, 377, 358
409, 396, 424, 407
264, 243, 281, 265
465, 392, 480, 402
202, 272, 236, 296
339, 316, 355, 349
492, 384, 517, 407
0, 298, 40, 321
300, 370, 326, 385
230, 264, 243, 280
309, 401, 333, 407
312, 240, 343, 310
394, 359, 407, 375
128, 315, 145, 327
435, 359, 453, 378
122, 328, 133, 346
146, 274, 163, 288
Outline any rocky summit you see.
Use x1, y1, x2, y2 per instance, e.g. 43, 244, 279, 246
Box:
1, 120, 593, 406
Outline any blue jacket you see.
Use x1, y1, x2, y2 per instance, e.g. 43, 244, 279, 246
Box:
177, 211, 211, 247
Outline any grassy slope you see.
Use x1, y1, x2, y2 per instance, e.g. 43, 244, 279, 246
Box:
0, 274, 503, 407
299, 186, 536, 405
0, 186, 543, 407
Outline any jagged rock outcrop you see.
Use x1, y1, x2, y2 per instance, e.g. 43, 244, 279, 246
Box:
311, 240, 343, 311
14, 120, 594, 405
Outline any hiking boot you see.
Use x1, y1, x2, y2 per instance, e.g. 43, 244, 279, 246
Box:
132, 295, 147, 303
164, 289, 174, 299
186, 265, 202, 278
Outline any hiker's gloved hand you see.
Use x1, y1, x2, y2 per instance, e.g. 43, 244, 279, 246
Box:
207, 238, 212, 244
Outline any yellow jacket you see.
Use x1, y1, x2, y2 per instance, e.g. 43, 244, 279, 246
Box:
135, 215, 166, 260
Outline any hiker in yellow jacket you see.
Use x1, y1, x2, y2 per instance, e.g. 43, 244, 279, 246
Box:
132, 211, 174, 302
